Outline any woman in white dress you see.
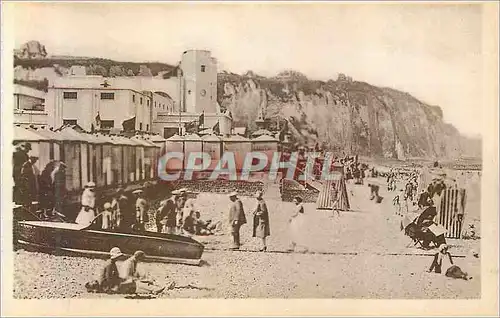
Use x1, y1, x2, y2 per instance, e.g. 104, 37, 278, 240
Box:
75, 182, 97, 225
288, 196, 307, 252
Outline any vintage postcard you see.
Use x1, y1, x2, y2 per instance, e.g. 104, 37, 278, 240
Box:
1, 1, 498, 316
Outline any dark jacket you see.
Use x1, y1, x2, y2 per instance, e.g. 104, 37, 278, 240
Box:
229, 199, 246, 226
156, 197, 177, 227
252, 199, 270, 237
98, 260, 121, 293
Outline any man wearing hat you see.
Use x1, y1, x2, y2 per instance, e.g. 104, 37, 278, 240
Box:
228, 191, 247, 250
19, 155, 40, 207
96, 247, 125, 293
252, 191, 270, 252
133, 189, 149, 232
155, 190, 179, 234
76, 181, 97, 225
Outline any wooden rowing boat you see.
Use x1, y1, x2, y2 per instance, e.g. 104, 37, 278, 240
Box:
14, 220, 204, 266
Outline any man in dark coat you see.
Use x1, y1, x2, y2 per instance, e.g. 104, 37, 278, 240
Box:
252, 191, 270, 251
228, 191, 247, 250
155, 190, 179, 234
19, 155, 39, 207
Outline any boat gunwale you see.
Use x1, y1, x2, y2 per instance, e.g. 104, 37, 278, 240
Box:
17, 240, 202, 266
17, 221, 205, 249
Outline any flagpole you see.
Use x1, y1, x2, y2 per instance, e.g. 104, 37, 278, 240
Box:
178, 102, 182, 135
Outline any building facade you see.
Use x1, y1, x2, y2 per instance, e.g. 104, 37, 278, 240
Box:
13, 84, 48, 126
45, 76, 173, 132
179, 50, 218, 114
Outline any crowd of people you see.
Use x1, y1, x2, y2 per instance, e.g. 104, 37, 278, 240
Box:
13, 142, 67, 218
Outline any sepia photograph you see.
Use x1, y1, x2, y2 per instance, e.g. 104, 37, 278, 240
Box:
1, 1, 498, 316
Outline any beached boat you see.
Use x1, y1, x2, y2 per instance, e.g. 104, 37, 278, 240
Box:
14, 220, 205, 265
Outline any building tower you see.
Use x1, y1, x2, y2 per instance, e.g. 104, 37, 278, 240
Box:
180, 50, 218, 114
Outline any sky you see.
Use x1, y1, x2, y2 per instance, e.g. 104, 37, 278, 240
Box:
9, 2, 485, 137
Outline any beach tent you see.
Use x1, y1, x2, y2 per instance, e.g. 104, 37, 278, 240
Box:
251, 134, 278, 171
165, 134, 184, 172
222, 135, 252, 171
183, 134, 203, 170
202, 134, 222, 171
316, 172, 350, 211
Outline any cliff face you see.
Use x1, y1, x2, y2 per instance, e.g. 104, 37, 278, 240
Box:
11, 41, 479, 159
217, 72, 480, 159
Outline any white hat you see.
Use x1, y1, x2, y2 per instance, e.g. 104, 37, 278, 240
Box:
229, 191, 238, 197
171, 190, 181, 195
86, 181, 96, 188
179, 188, 187, 193
103, 202, 112, 210
109, 247, 124, 259
132, 189, 143, 194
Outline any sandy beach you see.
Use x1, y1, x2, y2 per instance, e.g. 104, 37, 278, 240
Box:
13, 178, 481, 299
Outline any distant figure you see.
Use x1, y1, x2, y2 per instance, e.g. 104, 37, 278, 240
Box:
252, 191, 270, 252
111, 189, 125, 229
133, 189, 149, 232
428, 244, 471, 280
13, 143, 31, 204
39, 161, 58, 216
155, 190, 179, 234
368, 184, 380, 201
101, 202, 114, 230
194, 211, 220, 235
288, 196, 307, 252
228, 191, 247, 250
76, 182, 97, 225
182, 210, 197, 235
19, 155, 39, 207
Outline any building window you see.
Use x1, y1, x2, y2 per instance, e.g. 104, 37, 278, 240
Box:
154, 101, 156, 107
133, 95, 136, 103
146, 124, 149, 131
147, 100, 150, 106
63, 119, 78, 125
163, 105, 165, 110
100, 92, 115, 100
63, 92, 78, 99
101, 120, 114, 129
140, 97, 143, 105
201, 65, 206, 72
188, 90, 192, 95
139, 123, 143, 131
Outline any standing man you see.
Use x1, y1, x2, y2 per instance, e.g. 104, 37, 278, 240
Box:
228, 191, 247, 250
20, 155, 39, 207
133, 189, 149, 232
252, 191, 270, 251
155, 190, 179, 234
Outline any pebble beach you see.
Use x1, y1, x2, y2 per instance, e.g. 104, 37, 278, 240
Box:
13, 179, 481, 299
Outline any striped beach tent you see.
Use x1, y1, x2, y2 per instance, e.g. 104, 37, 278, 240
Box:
316, 172, 350, 211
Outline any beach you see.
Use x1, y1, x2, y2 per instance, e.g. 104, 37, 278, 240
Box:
13, 178, 481, 299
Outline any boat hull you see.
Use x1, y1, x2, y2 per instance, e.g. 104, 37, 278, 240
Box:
15, 221, 204, 266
